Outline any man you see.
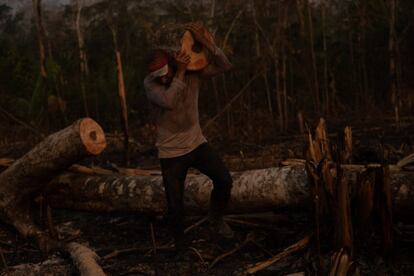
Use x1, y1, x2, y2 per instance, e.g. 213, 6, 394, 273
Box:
144, 22, 233, 249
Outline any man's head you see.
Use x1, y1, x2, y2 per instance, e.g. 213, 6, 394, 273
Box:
147, 50, 174, 85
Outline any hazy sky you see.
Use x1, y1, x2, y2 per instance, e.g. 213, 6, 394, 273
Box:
0, 0, 100, 10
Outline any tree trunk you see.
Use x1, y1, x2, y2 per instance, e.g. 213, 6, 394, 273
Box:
32, 0, 47, 80
275, 3, 284, 132
47, 166, 309, 214
32, 0, 49, 124
281, 4, 288, 132
306, 0, 320, 113
389, 0, 399, 119
322, 0, 330, 115
75, 0, 90, 117
46, 166, 414, 220
0, 118, 106, 249
358, 0, 369, 106
108, 15, 129, 165
115, 49, 129, 162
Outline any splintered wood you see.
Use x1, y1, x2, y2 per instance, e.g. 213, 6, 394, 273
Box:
0, 158, 13, 167
306, 118, 395, 274
329, 248, 353, 276
336, 170, 353, 251
341, 127, 353, 164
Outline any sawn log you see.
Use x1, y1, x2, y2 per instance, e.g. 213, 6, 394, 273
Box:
46, 166, 414, 219
0, 118, 106, 250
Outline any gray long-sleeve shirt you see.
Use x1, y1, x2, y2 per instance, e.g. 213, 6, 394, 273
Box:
144, 46, 232, 158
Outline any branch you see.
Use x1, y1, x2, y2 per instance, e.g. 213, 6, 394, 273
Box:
202, 73, 260, 130
246, 235, 311, 274
222, 8, 245, 49
0, 106, 45, 138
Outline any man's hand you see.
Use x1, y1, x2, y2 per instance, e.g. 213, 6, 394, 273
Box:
174, 50, 190, 80
185, 22, 215, 53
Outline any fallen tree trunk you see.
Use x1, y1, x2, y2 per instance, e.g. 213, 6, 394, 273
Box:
47, 166, 309, 214
0, 118, 106, 250
46, 166, 414, 219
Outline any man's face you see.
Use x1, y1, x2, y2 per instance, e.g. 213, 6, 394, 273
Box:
157, 65, 174, 85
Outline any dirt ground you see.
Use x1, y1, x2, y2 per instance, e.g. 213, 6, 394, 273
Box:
1, 118, 414, 275
1, 209, 414, 275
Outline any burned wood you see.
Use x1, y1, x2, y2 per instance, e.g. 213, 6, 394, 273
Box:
341, 126, 353, 164
0, 249, 7, 269
306, 120, 333, 272
246, 235, 311, 274
397, 152, 414, 169
355, 169, 376, 239
0, 106, 44, 138
224, 217, 281, 231
225, 212, 289, 224
103, 217, 208, 261
1, 159, 162, 176
335, 170, 353, 251
305, 120, 397, 263
102, 243, 174, 261
209, 233, 255, 270
0, 158, 13, 168
184, 217, 208, 234
329, 248, 353, 276
376, 166, 394, 256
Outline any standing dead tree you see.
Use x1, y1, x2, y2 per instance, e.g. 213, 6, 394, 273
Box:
321, 0, 330, 115
306, 0, 320, 113
253, 1, 290, 132
389, 0, 400, 125
106, 7, 129, 164
32, 0, 48, 122
32, 0, 67, 128
74, 0, 90, 117
32, 0, 48, 81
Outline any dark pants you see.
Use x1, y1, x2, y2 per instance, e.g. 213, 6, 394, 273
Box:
160, 143, 233, 244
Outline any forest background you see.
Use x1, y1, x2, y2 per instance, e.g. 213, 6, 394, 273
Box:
1, 0, 413, 148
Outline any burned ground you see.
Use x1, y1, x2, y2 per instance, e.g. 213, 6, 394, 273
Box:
1, 119, 414, 275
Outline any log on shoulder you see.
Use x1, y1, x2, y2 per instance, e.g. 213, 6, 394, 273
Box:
47, 166, 414, 219
0, 118, 106, 250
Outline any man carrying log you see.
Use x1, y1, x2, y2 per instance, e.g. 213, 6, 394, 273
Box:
144, 22, 233, 250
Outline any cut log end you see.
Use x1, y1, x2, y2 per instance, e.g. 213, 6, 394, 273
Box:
79, 118, 106, 155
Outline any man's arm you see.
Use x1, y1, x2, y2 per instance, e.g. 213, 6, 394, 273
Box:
185, 22, 232, 77
144, 77, 186, 110
201, 46, 232, 76
144, 51, 190, 110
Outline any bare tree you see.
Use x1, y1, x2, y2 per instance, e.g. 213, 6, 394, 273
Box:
306, 0, 320, 113
32, 0, 47, 81
107, 8, 129, 164
322, 0, 330, 114
74, 0, 90, 117
389, 0, 400, 124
